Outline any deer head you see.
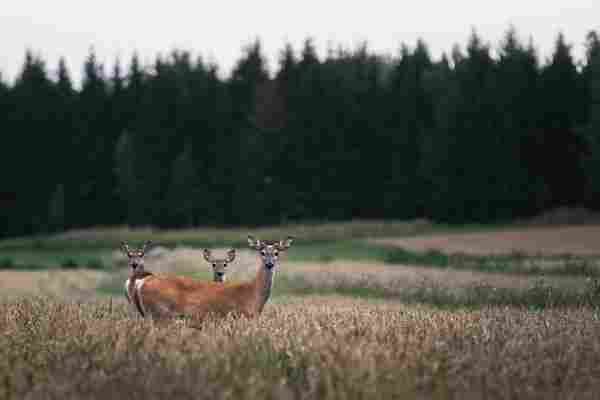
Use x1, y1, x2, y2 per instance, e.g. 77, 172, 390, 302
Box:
120, 240, 152, 273
247, 235, 293, 270
203, 248, 236, 282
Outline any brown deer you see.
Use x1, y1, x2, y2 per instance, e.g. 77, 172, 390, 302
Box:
121, 240, 154, 317
127, 235, 293, 320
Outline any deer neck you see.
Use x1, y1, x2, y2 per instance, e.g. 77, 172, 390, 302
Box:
130, 269, 153, 280
253, 263, 275, 314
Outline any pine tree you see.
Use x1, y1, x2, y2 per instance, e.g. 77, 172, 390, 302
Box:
285, 38, 326, 220
166, 147, 198, 227
490, 27, 545, 217
0, 71, 12, 237
228, 40, 271, 224
114, 131, 139, 225
53, 58, 77, 227
582, 31, 600, 208
423, 32, 500, 222
534, 33, 587, 208
126, 55, 188, 226
9, 51, 58, 234
383, 41, 434, 218
48, 184, 65, 232
69, 49, 113, 227
124, 53, 145, 132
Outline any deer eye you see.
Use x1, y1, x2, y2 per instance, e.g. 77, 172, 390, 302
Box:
274, 251, 279, 256
138, 252, 143, 257
212, 263, 216, 268
260, 250, 266, 256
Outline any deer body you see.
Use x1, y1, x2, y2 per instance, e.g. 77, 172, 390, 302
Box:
131, 236, 292, 320
121, 241, 153, 317
125, 270, 154, 317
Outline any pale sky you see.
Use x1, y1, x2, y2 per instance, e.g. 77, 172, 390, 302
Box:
1, 0, 598, 84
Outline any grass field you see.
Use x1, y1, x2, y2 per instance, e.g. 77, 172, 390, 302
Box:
1, 220, 600, 398
2, 296, 600, 399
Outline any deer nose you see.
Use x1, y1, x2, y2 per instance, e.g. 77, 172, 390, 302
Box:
265, 262, 275, 270
216, 272, 224, 277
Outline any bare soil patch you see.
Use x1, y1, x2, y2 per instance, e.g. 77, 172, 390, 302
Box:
375, 225, 600, 256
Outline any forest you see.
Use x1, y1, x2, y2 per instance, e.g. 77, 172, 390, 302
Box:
1, 28, 600, 238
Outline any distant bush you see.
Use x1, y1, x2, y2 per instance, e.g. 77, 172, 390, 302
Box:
60, 258, 79, 269
0, 257, 15, 269
384, 247, 449, 265
86, 258, 106, 270
0, 258, 47, 270
59, 257, 106, 270
383, 247, 600, 277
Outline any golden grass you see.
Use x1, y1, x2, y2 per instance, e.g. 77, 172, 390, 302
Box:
2, 238, 600, 398
0, 269, 105, 300
1, 296, 599, 399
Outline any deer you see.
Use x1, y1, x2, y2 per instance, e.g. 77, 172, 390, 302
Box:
129, 235, 293, 321
121, 240, 154, 317
203, 248, 236, 282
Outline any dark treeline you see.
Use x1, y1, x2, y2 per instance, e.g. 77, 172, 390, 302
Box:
2, 29, 600, 238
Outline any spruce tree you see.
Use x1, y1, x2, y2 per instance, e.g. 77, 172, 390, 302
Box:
582, 31, 600, 208
228, 40, 270, 224
535, 33, 587, 208
114, 131, 139, 225
70, 49, 112, 227
48, 184, 66, 232
166, 147, 198, 227
10, 51, 58, 234
491, 27, 545, 218
54, 57, 76, 227
384, 41, 433, 218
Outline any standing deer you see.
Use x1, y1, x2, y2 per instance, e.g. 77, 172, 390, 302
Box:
121, 240, 154, 317
129, 235, 293, 320
203, 248, 236, 282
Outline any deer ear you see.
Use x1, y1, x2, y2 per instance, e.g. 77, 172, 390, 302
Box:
203, 249, 212, 262
247, 235, 262, 250
278, 236, 294, 250
226, 248, 236, 262
120, 241, 130, 255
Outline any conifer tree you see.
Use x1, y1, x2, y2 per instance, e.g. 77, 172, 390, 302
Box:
228, 40, 271, 224
166, 147, 198, 227
582, 31, 600, 208
53, 57, 76, 227
48, 184, 65, 232
535, 33, 587, 208
10, 51, 57, 233
70, 49, 112, 227
384, 41, 433, 218
489, 27, 545, 218
114, 131, 140, 225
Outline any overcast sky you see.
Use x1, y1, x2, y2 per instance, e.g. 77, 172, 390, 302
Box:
1, 0, 598, 83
